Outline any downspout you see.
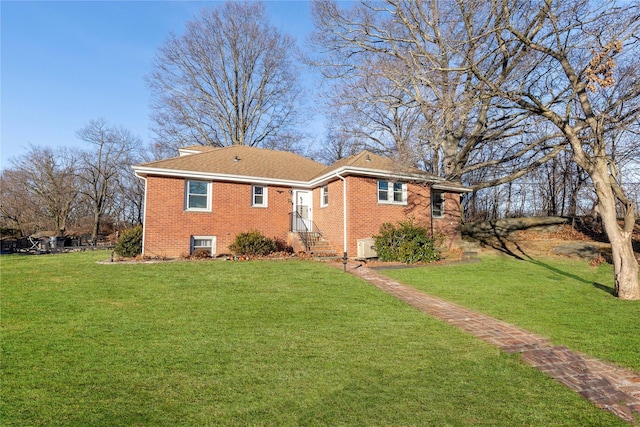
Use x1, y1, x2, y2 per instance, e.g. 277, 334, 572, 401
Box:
430, 186, 435, 239
336, 173, 347, 270
135, 173, 148, 257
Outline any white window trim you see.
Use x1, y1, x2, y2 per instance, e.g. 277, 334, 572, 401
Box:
320, 185, 328, 207
252, 185, 268, 207
432, 190, 445, 218
185, 180, 211, 212
191, 236, 216, 256
377, 180, 407, 205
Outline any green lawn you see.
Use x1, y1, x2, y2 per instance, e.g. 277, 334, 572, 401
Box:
0, 251, 628, 426
382, 254, 640, 372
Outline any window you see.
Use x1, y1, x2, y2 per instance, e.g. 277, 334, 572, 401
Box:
192, 236, 216, 257
432, 190, 445, 218
186, 180, 210, 211
378, 180, 406, 204
252, 185, 267, 207
321, 185, 328, 207
378, 181, 389, 202
393, 182, 404, 202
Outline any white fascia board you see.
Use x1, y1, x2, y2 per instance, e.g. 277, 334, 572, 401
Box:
432, 182, 473, 192
131, 166, 312, 188
310, 166, 447, 187
132, 164, 471, 192
321, 167, 471, 193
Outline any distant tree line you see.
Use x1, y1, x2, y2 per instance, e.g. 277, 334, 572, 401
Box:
0, 119, 147, 242
465, 151, 640, 222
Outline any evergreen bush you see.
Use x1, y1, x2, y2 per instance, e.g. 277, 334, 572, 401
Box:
229, 230, 277, 256
373, 219, 439, 264
114, 225, 143, 258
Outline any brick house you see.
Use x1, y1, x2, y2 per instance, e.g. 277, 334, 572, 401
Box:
133, 145, 470, 258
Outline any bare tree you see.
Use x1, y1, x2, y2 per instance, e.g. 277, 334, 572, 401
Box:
312, 0, 639, 299
112, 162, 146, 228
322, 69, 435, 169
310, 0, 564, 183
314, 119, 365, 165
76, 119, 142, 243
531, 150, 590, 217
0, 169, 43, 236
8, 146, 79, 236
466, 0, 640, 299
148, 1, 303, 153
464, 159, 593, 221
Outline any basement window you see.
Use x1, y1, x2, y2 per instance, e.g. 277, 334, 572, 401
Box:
191, 236, 216, 257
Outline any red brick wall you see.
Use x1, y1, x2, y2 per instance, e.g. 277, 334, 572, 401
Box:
143, 176, 292, 257
143, 174, 462, 258
313, 176, 462, 256
313, 179, 346, 254
433, 192, 462, 248
345, 177, 431, 255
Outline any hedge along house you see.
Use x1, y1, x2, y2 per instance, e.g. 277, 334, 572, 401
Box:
133, 145, 470, 258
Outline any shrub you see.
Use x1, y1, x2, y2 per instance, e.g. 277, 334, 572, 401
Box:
114, 225, 143, 258
274, 238, 294, 254
229, 230, 277, 256
191, 248, 212, 259
373, 219, 439, 264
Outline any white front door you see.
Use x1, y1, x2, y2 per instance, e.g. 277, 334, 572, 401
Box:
293, 190, 312, 231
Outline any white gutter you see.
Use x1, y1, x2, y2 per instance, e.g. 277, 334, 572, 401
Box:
134, 164, 471, 194
336, 173, 347, 256
310, 166, 434, 187
432, 183, 474, 192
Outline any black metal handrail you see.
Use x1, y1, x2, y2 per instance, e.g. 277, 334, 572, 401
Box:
290, 212, 322, 251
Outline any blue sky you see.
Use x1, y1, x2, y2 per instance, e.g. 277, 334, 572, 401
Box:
1, 0, 319, 169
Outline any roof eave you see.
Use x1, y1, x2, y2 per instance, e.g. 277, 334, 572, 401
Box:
311, 165, 457, 186
132, 166, 313, 188
432, 183, 473, 193
133, 164, 472, 193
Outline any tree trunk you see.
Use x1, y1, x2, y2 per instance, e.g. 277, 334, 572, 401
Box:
442, 131, 461, 179
91, 210, 101, 246
590, 166, 639, 300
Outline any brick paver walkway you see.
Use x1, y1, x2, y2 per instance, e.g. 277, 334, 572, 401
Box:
347, 263, 640, 424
